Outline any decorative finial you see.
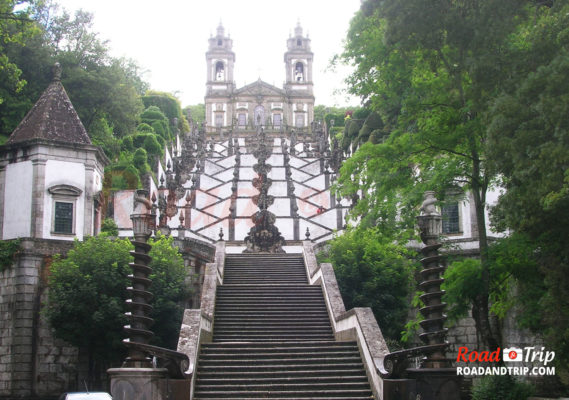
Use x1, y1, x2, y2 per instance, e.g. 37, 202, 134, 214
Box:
218, 227, 224, 241
305, 227, 311, 240
52, 62, 62, 82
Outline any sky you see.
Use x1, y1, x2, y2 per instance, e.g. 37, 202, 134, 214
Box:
54, 0, 363, 108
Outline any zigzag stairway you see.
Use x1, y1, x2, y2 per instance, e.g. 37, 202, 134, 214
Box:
193, 253, 375, 399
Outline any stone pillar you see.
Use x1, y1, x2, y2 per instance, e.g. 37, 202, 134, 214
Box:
30, 159, 46, 238
108, 190, 169, 400
404, 191, 460, 400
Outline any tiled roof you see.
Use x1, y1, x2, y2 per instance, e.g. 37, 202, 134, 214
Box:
7, 70, 91, 145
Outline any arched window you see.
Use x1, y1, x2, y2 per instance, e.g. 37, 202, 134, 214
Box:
297, 39, 302, 46
294, 62, 304, 82
215, 61, 225, 81
217, 39, 222, 46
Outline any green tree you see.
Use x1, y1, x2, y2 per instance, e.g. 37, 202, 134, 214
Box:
336, 0, 531, 351
46, 235, 132, 382
486, 1, 569, 381
0, 0, 47, 138
143, 91, 190, 133
0, 0, 40, 106
183, 104, 205, 125
46, 234, 188, 381
322, 227, 416, 341
140, 105, 170, 140
100, 218, 119, 236
148, 233, 189, 348
132, 147, 149, 174
0, 5, 147, 138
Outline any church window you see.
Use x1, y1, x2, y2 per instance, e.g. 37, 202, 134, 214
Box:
215, 61, 225, 81
48, 184, 82, 236
442, 202, 461, 234
273, 114, 281, 128
215, 113, 224, 127
238, 113, 246, 127
295, 113, 305, 128
297, 39, 302, 46
54, 202, 74, 234
217, 39, 222, 46
295, 62, 304, 82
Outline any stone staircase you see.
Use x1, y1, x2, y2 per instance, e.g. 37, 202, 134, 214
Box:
193, 253, 374, 399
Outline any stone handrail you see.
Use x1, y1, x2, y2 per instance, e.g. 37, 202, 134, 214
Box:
303, 241, 390, 400
177, 241, 225, 393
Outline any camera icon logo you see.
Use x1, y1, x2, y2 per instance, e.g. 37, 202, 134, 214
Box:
503, 347, 523, 362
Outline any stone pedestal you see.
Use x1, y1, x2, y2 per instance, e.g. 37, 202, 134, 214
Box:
406, 368, 462, 400
108, 367, 168, 400
383, 379, 417, 400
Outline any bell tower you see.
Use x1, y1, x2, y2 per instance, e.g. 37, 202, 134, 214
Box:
284, 22, 314, 128
284, 22, 313, 93
205, 22, 235, 128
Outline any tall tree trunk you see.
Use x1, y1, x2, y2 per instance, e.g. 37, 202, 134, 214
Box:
470, 174, 501, 353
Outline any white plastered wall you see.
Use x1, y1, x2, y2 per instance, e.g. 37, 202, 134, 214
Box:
3, 161, 33, 239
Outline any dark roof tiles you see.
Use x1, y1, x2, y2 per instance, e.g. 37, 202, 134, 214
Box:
7, 78, 91, 145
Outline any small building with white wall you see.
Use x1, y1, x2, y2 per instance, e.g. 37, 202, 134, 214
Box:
0, 64, 108, 241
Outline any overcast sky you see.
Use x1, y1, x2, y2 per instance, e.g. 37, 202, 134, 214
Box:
54, 0, 362, 108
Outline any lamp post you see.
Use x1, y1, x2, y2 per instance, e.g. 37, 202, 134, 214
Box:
416, 191, 450, 369
123, 189, 156, 368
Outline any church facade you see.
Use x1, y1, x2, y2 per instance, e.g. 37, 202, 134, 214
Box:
204, 23, 314, 131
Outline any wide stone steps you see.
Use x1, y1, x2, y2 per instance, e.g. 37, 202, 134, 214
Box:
193, 254, 374, 399
223, 254, 308, 285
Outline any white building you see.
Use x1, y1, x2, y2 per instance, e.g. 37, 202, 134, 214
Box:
0, 65, 108, 240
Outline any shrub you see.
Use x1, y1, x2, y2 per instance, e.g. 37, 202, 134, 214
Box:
100, 218, 118, 236
471, 375, 534, 400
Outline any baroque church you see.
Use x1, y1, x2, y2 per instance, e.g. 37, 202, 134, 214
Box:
204, 23, 315, 131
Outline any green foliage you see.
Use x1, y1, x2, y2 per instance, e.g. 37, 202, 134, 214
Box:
0, 3, 148, 142
0, 0, 40, 107
46, 235, 133, 365
357, 111, 383, 145
141, 106, 170, 140
132, 148, 148, 173
324, 227, 417, 341
183, 104, 205, 125
100, 218, 118, 236
400, 290, 424, 344
0, 239, 21, 272
143, 91, 189, 133
46, 233, 189, 371
147, 233, 188, 348
444, 233, 545, 326
143, 134, 162, 156
89, 117, 121, 159
335, 0, 535, 351
484, 3, 569, 382
443, 258, 484, 322
121, 135, 134, 152
471, 375, 534, 400
104, 159, 141, 190
136, 123, 154, 133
